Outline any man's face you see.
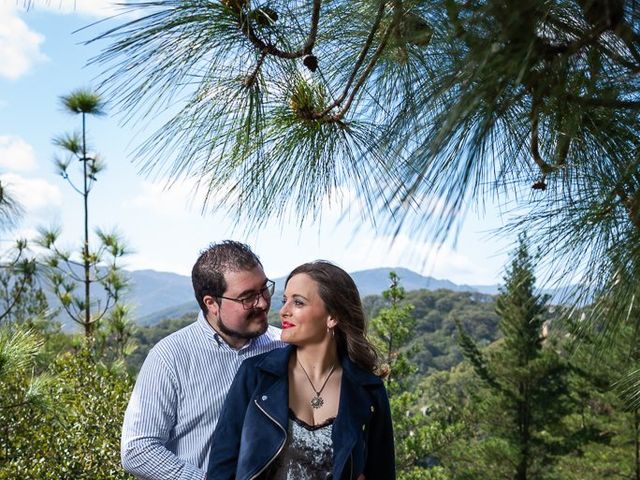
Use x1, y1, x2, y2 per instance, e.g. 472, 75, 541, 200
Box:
203, 267, 271, 348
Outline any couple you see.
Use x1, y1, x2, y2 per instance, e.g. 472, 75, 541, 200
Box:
121, 241, 395, 480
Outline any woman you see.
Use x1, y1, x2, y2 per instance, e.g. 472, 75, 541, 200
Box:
207, 260, 395, 480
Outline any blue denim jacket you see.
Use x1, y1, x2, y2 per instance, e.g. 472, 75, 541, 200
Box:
207, 345, 396, 480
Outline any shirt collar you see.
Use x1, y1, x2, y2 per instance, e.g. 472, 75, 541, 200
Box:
197, 311, 255, 353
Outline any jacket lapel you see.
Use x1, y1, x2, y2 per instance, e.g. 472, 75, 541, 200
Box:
253, 345, 292, 430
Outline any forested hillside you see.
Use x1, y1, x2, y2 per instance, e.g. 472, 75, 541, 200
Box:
127, 289, 504, 374
365, 289, 503, 374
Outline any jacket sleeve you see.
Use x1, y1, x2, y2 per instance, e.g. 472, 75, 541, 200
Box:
207, 359, 257, 480
121, 348, 206, 480
364, 385, 396, 480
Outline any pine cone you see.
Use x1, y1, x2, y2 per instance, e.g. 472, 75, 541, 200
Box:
303, 55, 319, 72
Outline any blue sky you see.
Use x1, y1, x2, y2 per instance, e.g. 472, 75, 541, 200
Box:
0, 0, 517, 285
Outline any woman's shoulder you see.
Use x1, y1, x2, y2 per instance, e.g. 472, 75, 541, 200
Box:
242, 344, 292, 374
341, 354, 385, 387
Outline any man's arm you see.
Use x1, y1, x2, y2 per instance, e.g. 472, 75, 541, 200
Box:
121, 348, 206, 480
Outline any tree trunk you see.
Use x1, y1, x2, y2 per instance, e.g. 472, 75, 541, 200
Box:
516, 382, 530, 480
82, 112, 92, 338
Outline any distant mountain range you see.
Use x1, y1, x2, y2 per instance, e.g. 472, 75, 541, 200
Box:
49, 267, 582, 329
125, 267, 501, 326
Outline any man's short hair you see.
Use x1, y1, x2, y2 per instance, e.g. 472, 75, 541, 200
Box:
191, 240, 263, 315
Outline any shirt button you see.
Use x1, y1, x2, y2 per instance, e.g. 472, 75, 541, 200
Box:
261, 395, 268, 401
370, 405, 375, 413
362, 424, 366, 431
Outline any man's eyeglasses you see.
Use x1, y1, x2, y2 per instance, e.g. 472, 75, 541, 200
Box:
218, 280, 275, 310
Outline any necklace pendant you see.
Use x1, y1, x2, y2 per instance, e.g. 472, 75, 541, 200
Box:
310, 395, 324, 409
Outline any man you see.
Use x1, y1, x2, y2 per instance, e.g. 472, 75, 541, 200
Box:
121, 241, 284, 480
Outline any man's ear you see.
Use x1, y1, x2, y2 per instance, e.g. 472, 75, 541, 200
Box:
203, 295, 219, 317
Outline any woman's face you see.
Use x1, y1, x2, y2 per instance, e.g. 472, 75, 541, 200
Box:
279, 273, 333, 346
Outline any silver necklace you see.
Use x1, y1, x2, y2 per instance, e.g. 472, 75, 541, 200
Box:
297, 359, 337, 409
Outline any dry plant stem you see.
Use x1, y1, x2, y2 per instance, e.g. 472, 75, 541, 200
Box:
242, 0, 322, 59
555, 132, 571, 167
240, 0, 395, 123
317, 0, 388, 117
303, 0, 322, 55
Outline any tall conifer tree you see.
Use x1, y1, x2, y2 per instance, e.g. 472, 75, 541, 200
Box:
457, 236, 570, 480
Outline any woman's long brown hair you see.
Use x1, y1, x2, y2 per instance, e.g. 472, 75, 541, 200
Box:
285, 260, 380, 375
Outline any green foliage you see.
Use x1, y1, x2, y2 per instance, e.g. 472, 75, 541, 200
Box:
0, 327, 56, 471
370, 272, 416, 390
0, 328, 43, 383
60, 88, 106, 115
364, 287, 500, 375
369, 272, 465, 479
95, 304, 138, 364
552, 307, 640, 480
0, 181, 23, 233
0, 346, 134, 479
0, 240, 54, 331
455, 237, 572, 479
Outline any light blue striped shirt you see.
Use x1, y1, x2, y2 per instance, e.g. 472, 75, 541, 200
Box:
121, 312, 284, 480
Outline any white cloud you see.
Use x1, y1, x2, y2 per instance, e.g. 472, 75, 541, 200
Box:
0, 172, 63, 211
125, 252, 191, 276
34, 0, 137, 18
343, 234, 491, 285
0, 135, 37, 172
10, 226, 40, 242
125, 180, 204, 218
0, 3, 47, 80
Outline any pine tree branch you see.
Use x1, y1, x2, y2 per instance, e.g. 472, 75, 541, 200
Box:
0, 399, 36, 411
244, 50, 268, 88
0, 278, 28, 323
567, 95, 640, 109
60, 302, 84, 327
317, 0, 387, 118
456, 320, 501, 391
91, 296, 114, 325
242, 0, 322, 59
530, 94, 554, 176
334, 13, 397, 120
614, 184, 640, 229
